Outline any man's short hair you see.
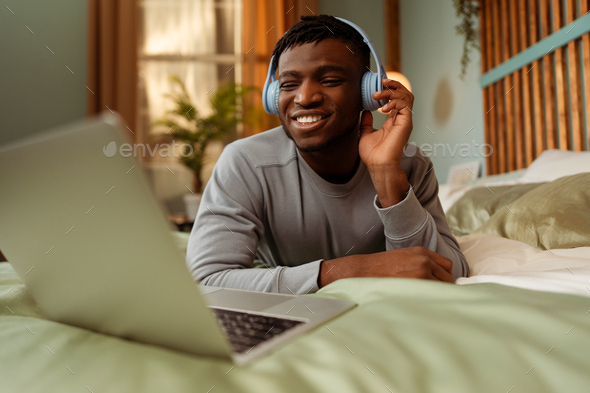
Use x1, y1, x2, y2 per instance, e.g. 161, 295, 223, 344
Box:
271, 15, 371, 73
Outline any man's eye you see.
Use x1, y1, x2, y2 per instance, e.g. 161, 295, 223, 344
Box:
322, 79, 343, 86
280, 83, 297, 90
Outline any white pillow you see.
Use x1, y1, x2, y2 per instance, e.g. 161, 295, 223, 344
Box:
521, 149, 590, 182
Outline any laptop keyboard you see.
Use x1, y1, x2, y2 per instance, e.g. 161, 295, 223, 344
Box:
211, 308, 305, 354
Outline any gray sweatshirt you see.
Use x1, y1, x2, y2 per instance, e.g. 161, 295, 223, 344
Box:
186, 126, 469, 294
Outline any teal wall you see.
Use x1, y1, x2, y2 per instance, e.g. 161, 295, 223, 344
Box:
0, 0, 87, 145
399, 0, 485, 183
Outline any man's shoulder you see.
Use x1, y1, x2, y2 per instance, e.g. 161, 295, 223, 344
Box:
225, 126, 297, 168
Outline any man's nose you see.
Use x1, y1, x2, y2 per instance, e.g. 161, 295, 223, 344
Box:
294, 82, 322, 106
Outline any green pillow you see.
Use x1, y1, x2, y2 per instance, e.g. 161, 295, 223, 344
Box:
474, 173, 590, 250
446, 183, 544, 236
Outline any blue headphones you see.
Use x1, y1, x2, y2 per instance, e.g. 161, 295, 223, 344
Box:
262, 17, 388, 115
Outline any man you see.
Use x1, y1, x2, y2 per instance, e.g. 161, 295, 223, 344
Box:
186, 15, 469, 294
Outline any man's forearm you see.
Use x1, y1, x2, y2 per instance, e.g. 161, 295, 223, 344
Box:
318, 255, 361, 288
318, 246, 456, 288
367, 166, 410, 208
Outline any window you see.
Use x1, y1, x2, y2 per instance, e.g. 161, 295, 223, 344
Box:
138, 0, 243, 141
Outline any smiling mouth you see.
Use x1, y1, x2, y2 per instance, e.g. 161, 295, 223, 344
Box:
293, 114, 330, 126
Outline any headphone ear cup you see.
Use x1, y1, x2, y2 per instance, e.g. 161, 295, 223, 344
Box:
265, 80, 280, 116
361, 71, 387, 112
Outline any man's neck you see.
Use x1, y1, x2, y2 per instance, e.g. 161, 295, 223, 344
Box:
298, 132, 361, 184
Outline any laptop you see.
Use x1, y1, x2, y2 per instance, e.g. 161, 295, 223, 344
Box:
0, 113, 355, 365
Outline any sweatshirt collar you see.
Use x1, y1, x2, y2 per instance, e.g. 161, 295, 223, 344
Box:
296, 147, 367, 197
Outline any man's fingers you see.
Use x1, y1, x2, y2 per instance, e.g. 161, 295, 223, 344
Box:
382, 78, 412, 96
359, 110, 374, 137
430, 261, 454, 283
430, 253, 453, 274
373, 88, 411, 98
380, 98, 413, 114
373, 93, 413, 112
373, 79, 413, 103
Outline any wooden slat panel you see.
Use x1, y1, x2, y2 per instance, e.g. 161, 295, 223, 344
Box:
481, 0, 590, 167
541, 0, 557, 149
487, 87, 497, 174
491, 0, 502, 175
552, 0, 569, 149
582, 0, 590, 150
520, 0, 535, 165
511, 0, 525, 169
494, 0, 512, 173
567, 0, 584, 151
486, 0, 497, 175
481, 0, 493, 175
509, 1, 524, 171
531, 0, 546, 157
502, 0, 515, 172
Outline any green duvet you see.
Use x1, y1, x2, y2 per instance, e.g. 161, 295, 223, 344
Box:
1, 262, 589, 393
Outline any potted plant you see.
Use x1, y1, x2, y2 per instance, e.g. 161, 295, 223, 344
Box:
154, 75, 253, 219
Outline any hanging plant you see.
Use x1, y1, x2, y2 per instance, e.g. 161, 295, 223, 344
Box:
453, 0, 480, 80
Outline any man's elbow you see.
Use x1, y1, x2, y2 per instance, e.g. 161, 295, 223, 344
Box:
453, 252, 470, 280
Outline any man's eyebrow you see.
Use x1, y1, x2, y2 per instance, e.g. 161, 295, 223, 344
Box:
278, 65, 348, 79
278, 70, 300, 79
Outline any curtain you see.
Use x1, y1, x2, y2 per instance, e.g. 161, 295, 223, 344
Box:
141, 0, 218, 128
241, 0, 318, 137
87, 0, 139, 141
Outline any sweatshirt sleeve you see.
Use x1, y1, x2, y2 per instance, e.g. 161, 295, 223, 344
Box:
186, 145, 321, 295
372, 154, 469, 280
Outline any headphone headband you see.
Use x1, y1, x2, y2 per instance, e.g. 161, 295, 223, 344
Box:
262, 17, 388, 115
334, 17, 385, 87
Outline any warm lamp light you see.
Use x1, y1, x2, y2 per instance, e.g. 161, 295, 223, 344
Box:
384, 69, 411, 92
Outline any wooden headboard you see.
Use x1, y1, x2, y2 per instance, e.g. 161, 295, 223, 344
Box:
479, 0, 590, 175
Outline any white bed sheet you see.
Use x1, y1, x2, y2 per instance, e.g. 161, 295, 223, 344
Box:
456, 234, 590, 298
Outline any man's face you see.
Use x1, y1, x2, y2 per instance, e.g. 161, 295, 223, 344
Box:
277, 39, 365, 153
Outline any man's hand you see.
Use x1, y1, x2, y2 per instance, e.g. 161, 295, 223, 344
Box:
318, 247, 453, 288
359, 79, 415, 207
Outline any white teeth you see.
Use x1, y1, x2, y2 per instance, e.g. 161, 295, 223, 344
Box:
296, 115, 323, 124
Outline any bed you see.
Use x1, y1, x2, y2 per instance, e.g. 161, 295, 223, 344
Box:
2, 239, 590, 392
2, 151, 590, 392
3, 0, 590, 391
